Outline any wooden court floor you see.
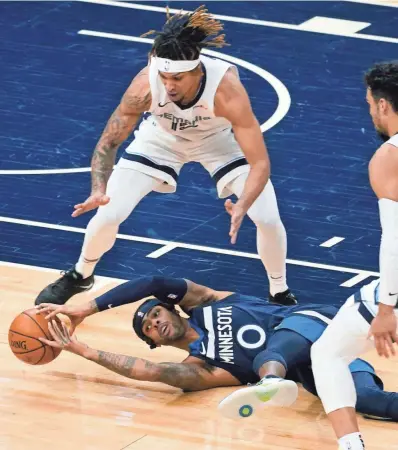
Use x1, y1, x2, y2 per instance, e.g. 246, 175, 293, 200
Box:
1, 264, 398, 450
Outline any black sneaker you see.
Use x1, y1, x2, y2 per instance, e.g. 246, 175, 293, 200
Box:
34, 269, 95, 305
269, 289, 298, 306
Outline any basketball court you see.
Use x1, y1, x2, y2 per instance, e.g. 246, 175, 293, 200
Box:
1, 1, 398, 448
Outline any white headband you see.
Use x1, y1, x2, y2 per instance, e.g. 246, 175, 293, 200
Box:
154, 57, 200, 73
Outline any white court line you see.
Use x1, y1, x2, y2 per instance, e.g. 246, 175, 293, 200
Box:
0, 215, 379, 284
320, 237, 345, 248
146, 244, 178, 259
0, 167, 92, 175
347, 0, 398, 7
0, 31, 291, 176
340, 272, 374, 288
297, 17, 370, 34
77, 30, 290, 134
78, 0, 398, 44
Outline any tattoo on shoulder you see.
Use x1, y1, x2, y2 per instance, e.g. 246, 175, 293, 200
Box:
123, 90, 151, 111
122, 68, 151, 111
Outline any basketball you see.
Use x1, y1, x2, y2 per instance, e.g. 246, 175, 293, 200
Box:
8, 308, 63, 365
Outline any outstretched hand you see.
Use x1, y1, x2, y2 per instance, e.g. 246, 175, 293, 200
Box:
39, 319, 87, 355
368, 312, 398, 358
72, 192, 110, 217
36, 303, 88, 335
225, 199, 247, 244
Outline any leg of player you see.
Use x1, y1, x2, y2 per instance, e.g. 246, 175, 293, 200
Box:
311, 302, 374, 450
228, 174, 296, 305
34, 168, 162, 305
353, 371, 398, 422
218, 330, 307, 419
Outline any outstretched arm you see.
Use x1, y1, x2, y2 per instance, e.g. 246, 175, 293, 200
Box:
36, 276, 230, 329
40, 320, 240, 391
72, 66, 152, 217
214, 68, 270, 244
90, 67, 151, 194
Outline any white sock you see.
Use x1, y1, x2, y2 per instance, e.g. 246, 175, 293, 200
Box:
257, 228, 288, 296
75, 256, 99, 279
338, 432, 365, 449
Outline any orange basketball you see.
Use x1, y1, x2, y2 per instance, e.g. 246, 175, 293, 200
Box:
8, 308, 62, 365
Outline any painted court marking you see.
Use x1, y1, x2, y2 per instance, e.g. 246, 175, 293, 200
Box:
0, 33, 290, 176
0, 215, 379, 287
78, 0, 398, 44
297, 17, 370, 34
320, 237, 345, 248
77, 31, 291, 135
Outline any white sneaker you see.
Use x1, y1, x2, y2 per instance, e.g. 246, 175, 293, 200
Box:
218, 377, 298, 419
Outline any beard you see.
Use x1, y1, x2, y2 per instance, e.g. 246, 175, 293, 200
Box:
163, 315, 186, 343
377, 131, 390, 142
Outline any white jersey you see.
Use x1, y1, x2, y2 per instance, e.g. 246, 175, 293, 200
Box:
353, 279, 387, 319
148, 55, 236, 141
386, 133, 398, 147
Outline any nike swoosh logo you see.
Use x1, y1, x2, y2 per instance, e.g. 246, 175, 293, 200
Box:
389, 293, 398, 296
158, 102, 171, 108
79, 281, 94, 290
108, 304, 113, 309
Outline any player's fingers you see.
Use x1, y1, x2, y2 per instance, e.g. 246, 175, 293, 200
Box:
50, 320, 67, 344
386, 334, 396, 357
71, 208, 85, 218
379, 336, 389, 358
35, 303, 51, 312
373, 335, 383, 357
51, 319, 64, 338
38, 337, 60, 348
61, 321, 71, 338
229, 227, 238, 244
224, 200, 233, 215
47, 321, 62, 344
44, 310, 61, 320
229, 223, 237, 238
99, 195, 110, 206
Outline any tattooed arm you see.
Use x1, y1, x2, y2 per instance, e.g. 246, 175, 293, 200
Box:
40, 321, 240, 391
72, 67, 152, 217
85, 352, 240, 391
214, 68, 270, 244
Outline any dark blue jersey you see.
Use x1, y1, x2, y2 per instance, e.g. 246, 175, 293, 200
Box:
187, 293, 339, 383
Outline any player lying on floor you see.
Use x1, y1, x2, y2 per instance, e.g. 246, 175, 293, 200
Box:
36, 276, 398, 421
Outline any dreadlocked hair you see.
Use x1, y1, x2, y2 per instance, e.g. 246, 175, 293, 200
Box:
142, 5, 229, 61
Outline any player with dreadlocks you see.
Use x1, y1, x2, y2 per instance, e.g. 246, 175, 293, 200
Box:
35, 6, 297, 308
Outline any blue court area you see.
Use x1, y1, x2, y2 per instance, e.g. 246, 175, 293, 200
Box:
1, 0, 397, 305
